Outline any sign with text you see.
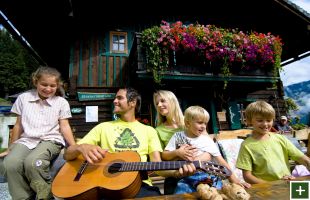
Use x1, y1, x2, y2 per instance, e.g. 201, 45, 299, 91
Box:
85, 106, 98, 122
77, 92, 115, 101
290, 181, 310, 200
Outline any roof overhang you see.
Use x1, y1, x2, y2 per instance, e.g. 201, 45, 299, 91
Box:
0, 0, 309, 74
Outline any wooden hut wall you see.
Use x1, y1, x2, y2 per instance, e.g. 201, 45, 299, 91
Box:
68, 32, 134, 88
67, 31, 136, 138
65, 27, 286, 138
217, 88, 286, 131
68, 99, 113, 139
67, 87, 119, 139
246, 89, 286, 118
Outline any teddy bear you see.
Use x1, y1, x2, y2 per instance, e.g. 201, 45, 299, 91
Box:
197, 184, 223, 200
221, 183, 250, 200
197, 183, 250, 200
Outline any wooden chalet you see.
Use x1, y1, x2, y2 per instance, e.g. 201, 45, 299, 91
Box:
1, 0, 310, 138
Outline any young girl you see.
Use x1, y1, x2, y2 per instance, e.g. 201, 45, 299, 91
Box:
236, 101, 310, 184
164, 106, 250, 194
1, 66, 76, 200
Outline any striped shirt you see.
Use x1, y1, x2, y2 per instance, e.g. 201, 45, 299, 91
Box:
11, 89, 72, 149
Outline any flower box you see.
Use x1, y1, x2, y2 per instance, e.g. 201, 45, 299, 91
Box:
141, 20, 283, 84
236, 68, 271, 76
169, 51, 211, 74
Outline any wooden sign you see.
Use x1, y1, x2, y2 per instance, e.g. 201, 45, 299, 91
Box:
77, 92, 115, 101
217, 112, 227, 122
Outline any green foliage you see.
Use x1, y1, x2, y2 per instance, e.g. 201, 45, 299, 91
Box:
284, 97, 299, 112
141, 21, 283, 86
0, 29, 39, 97
0, 97, 12, 105
284, 99, 308, 130
0, 136, 4, 153
291, 116, 307, 130
291, 123, 307, 130
141, 26, 169, 84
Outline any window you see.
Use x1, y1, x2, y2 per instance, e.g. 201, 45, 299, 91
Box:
110, 31, 127, 53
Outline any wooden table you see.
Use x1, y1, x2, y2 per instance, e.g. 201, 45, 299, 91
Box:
133, 176, 310, 200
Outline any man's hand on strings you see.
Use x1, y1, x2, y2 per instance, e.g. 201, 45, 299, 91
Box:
77, 144, 108, 164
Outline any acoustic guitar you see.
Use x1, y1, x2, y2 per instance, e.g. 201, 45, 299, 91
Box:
52, 151, 231, 200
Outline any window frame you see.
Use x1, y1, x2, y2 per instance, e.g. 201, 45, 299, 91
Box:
110, 31, 128, 54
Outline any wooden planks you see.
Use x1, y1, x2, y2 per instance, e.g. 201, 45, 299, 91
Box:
215, 129, 253, 140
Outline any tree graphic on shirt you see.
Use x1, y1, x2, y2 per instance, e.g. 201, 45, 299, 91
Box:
114, 128, 140, 149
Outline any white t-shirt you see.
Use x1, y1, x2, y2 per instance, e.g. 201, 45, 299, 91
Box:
165, 131, 221, 157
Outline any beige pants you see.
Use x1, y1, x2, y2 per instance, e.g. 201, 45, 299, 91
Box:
3, 141, 62, 200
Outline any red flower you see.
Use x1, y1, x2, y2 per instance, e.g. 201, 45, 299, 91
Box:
137, 118, 150, 125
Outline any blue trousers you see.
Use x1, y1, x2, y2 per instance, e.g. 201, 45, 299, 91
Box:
174, 171, 223, 194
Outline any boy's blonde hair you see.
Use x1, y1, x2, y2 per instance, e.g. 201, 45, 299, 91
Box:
153, 90, 184, 128
245, 101, 275, 125
184, 106, 210, 124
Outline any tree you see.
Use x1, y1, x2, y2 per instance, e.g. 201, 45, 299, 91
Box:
284, 97, 299, 113
0, 29, 39, 98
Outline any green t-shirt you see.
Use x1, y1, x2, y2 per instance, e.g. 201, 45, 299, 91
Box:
236, 133, 304, 181
78, 119, 163, 185
155, 124, 183, 148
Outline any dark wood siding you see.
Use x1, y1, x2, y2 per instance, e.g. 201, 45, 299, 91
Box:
68, 87, 119, 138
69, 34, 129, 88
66, 27, 286, 137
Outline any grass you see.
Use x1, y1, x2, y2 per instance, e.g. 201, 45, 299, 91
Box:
0, 98, 12, 106
0, 148, 6, 153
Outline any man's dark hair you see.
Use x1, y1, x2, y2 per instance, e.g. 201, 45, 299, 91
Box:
125, 87, 141, 114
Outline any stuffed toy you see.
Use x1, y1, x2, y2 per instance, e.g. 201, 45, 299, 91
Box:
197, 183, 250, 200
197, 184, 223, 200
221, 183, 250, 200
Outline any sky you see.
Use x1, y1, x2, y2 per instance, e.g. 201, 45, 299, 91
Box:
281, 0, 310, 123
280, 0, 310, 86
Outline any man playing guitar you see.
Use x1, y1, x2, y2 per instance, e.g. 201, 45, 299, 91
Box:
62, 87, 197, 199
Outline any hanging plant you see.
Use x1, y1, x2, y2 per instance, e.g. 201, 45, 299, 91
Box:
140, 20, 283, 86
141, 26, 169, 84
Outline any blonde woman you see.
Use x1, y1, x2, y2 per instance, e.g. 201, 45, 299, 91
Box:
153, 90, 197, 194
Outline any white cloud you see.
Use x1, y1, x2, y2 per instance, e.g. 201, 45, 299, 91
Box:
292, 0, 310, 13
293, 93, 310, 116
280, 57, 310, 86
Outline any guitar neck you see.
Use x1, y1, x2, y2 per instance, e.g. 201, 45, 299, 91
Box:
115, 160, 230, 178
119, 160, 198, 171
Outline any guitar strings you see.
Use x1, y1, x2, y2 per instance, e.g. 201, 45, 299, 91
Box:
77, 161, 230, 178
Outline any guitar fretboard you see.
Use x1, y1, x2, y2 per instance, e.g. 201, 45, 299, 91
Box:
113, 160, 230, 178
120, 160, 195, 171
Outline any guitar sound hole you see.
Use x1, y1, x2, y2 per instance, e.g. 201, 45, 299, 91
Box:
108, 163, 122, 173
104, 159, 126, 177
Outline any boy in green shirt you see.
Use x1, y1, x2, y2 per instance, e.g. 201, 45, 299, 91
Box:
236, 101, 310, 183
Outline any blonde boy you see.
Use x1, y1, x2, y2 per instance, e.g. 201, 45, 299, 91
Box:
236, 101, 310, 184
165, 106, 250, 194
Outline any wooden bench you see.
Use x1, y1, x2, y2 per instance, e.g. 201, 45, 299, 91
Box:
149, 172, 165, 194
213, 129, 252, 140
294, 128, 310, 141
